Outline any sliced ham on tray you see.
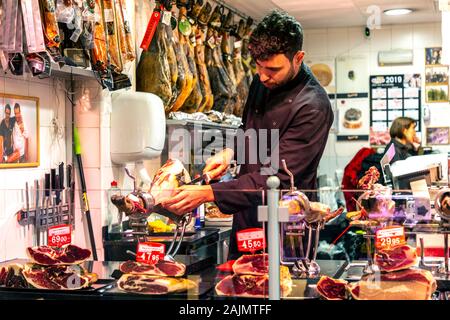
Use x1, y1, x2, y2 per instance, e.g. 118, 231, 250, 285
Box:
26, 244, 91, 266
22, 264, 97, 290
348, 268, 436, 300
374, 245, 417, 272
232, 253, 268, 276
316, 276, 348, 300
119, 260, 186, 277
117, 274, 196, 295
215, 265, 292, 298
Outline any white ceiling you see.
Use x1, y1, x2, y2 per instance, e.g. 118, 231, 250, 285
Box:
221, 0, 442, 28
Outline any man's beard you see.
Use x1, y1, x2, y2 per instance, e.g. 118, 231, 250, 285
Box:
262, 63, 297, 90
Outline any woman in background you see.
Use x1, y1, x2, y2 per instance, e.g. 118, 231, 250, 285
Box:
384, 117, 420, 164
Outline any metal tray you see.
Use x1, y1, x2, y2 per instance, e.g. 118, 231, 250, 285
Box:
0, 279, 116, 295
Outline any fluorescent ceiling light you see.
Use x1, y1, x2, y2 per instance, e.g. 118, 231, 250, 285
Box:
384, 8, 413, 16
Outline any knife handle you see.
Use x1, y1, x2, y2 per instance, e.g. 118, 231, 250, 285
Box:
44, 173, 50, 197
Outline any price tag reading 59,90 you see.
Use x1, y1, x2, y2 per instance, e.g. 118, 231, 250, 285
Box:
48, 225, 72, 247
375, 226, 406, 250
236, 228, 266, 253
136, 242, 166, 265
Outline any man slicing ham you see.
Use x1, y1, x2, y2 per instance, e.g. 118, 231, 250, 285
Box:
161, 10, 333, 260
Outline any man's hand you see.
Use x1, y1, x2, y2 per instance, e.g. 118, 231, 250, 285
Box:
203, 148, 234, 182
160, 185, 215, 216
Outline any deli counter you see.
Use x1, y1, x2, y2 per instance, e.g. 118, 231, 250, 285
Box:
1, 180, 450, 301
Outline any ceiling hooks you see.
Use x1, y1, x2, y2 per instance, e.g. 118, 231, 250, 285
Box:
210, 0, 255, 23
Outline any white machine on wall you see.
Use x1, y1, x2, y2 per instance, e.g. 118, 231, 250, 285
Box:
110, 91, 166, 187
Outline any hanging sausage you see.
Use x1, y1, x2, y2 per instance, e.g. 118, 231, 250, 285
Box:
101, 0, 122, 72
232, 19, 249, 117
179, 4, 203, 113
205, 5, 236, 114
191, 0, 213, 112
115, 0, 135, 64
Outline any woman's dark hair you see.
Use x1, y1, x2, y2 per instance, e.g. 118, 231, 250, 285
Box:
4, 104, 11, 112
248, 10, 303, 61
390, 117, 416, 140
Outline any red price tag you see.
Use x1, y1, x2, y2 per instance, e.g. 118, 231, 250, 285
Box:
375, 226, 406, 250
140, 10, 161, 51
48, 224, 72, 247
136, 242, 165, 265
236, 228, 266, 253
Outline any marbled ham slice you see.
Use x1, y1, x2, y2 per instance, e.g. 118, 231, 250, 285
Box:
26, 245, 91, 266
117, 274, 196, 295
119, 260, 186, 277
232, 254, 268, 275
348, 268, 436, 300
316, 276, 348, 300
215, 266, 292, 298
374, 245, 417, 272
22, 264, 96, 290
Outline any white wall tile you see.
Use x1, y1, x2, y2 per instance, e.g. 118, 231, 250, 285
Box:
76, 127, 100, 168
306, 32, 328, 56
391, 25, 413, 50
369, 27, 392, 52
413, 23, 439, 49
327, 28, 349, 56
347, 27, 370, 54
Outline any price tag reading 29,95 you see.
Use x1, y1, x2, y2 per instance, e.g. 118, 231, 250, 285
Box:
136, 242, 165, 265
48, 224, 72, 247
236, 228, 266, 253
375, 226, 406, 250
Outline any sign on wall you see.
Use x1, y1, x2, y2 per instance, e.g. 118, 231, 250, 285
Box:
369, 74, 422, 146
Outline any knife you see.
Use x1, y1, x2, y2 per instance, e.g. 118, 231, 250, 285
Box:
58, 162, 64, 205
44, 173, 50, 236
25, 182, 30, 233
34, 179, 40, 246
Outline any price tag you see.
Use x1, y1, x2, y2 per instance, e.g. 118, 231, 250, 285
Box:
140, 10, 161, 51
161, 11, 172, 26
48, 225, 72, 247
375, 226, 406, 250
136, 242, 165, 265
236, 228, 266, 253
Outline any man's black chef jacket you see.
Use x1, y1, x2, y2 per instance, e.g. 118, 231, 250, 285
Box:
211, 63, 334, 260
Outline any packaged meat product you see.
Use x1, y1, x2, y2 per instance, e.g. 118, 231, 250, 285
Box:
136, 17, 172, 111
117, 274, 197, 295
91, 0, 109, 72
374, 245, 417, 272
21, 0, 46, 53
26, 244, 92, 266
116, 0, 135, 63
101, 0, 122, 72
39, 0, 62, 56
347, 268, 436, 300
232, 253, 268, 276
215, 265, 292, 298
119, 260, 186, 277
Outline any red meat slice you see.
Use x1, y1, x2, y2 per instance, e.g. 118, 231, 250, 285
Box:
26, 245, 91, 266
316, 276, 348, 300
22, 264, 92, 290
119, 260, 186, 277
215, 274, 269, 298
374, 245, 417, 272
232, 254, 268, 275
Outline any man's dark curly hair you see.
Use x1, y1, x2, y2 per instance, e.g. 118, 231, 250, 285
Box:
249, 10, 303, 61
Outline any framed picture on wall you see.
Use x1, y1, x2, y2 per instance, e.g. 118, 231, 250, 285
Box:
0, 93, 40, 168
426, 127, 450, 145
425, 47, 443, 66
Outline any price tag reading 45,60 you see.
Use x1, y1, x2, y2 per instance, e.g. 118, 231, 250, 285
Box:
48, 225, 72, 247
236, 228, 266, 253
375, 226, 406, 250
136, 242, 165, 265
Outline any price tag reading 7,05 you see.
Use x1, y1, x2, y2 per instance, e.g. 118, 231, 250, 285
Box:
48, 225, 72, 247
236, 228, 266, 253
375, 226, 406, 250
136, 242, 166, 265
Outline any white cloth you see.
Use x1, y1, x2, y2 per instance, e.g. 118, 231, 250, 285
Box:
13, 120, 28, 157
